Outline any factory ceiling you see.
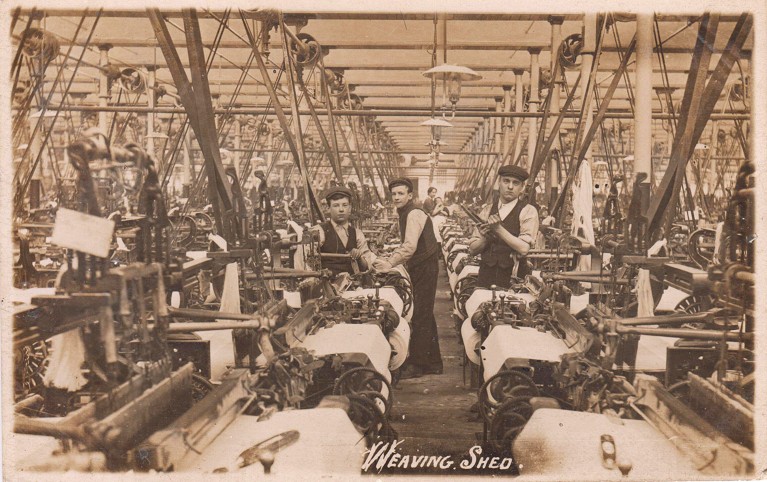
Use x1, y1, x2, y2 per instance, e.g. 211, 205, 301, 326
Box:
10, 9, 753, 162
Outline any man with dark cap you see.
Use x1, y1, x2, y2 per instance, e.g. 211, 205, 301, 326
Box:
373, 178, 442, 379
468, 165, 539, 289
422, 186, 438, 215
311, 185, 376, 276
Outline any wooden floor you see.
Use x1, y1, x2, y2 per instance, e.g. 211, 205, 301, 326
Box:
389, 262, 483, 457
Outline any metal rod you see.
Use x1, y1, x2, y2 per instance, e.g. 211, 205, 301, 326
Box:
254, 271, 325, 280
167, 321, 265, 332
616, 326, 753, 341
548, 274, 630, 284
214, 148, 498, 155
168, 306, 260, 321
613, 311, 712, 326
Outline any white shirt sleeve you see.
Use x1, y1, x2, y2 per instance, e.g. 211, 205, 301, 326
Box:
386, 210, 427, 267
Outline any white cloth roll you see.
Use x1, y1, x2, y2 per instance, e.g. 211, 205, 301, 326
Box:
388, 317, 410, 370
451, 252, 468, 272
461, 317, 482, 366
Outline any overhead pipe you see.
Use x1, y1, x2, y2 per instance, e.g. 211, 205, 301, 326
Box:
40, 104, 751, 120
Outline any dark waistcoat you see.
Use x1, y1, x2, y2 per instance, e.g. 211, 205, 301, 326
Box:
320, 221, 357, 274
481, 199, 527, 270
398, 201, 439, 269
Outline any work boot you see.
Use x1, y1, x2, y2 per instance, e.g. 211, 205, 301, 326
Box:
399, 365, 424, 379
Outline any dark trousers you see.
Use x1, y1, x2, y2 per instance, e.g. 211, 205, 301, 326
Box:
476, 263, 514, 290
407, 253, 442, 371
476, 260, 531, 290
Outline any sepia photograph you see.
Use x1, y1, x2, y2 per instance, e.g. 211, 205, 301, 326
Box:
1, 1, 765, 479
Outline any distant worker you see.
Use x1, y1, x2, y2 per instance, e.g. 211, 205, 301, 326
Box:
422, 187, 438, 215
373, 178, 442, 379
468, 165, 539, 289
433, 197, 450, 217
311, 185, 375, 276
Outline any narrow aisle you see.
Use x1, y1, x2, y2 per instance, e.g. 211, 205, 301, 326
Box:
389, 261, 482, 456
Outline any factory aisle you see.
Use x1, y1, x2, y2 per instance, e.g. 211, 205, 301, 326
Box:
389, 262, 483, 458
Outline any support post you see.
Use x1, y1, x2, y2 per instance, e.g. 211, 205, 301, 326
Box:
527, 49, 541, 169
580, 14, 597, 169
146, 65, 157, 158
98, 44, 112, 132
502, 85, 512, 159
548, 15, 564, 203
635, 14, 654, 216
513, 69, 525, 164
232, 116, 242, 177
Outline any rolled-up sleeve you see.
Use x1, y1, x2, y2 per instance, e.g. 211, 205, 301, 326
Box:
387, 210, 427, 267
467, 204, 492, 246
518, 204, 539, 246
355, 227, 377, 267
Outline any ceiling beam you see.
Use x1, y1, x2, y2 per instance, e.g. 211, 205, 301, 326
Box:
38, 39, 753, 57
17, 10, 749, 23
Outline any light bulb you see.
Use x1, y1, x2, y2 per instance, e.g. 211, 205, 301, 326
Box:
448, 74, 462, 104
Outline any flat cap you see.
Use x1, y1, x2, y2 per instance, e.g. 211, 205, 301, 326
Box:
388, 178, 413, 191
324, 185, 353, 201
498, 164, 530, 181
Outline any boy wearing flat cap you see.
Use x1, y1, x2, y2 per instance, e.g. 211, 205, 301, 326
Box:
374, 178, 442, 379
468, 165, 539, 289
311, 186, 376, 276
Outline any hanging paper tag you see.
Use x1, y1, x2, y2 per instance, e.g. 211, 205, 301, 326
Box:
51, 208, 115, 258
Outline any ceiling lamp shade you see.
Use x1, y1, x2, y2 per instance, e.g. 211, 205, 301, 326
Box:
423, 64, 482, 114
420, 117, 453, 142
419, 117, 454, 127
29, 108, 57, 119
422, 64, 483, 82
29, 107, 58, 130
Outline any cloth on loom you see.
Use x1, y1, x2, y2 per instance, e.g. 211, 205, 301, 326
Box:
44, 329, 88, 391
637, 239, 667, 317
287, 220, 307, 271
340, 287, 411, 370
713, 221, 724, 265
571, 162, 595, 272
41, 266, 87, 391
197, 235, 239, 381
